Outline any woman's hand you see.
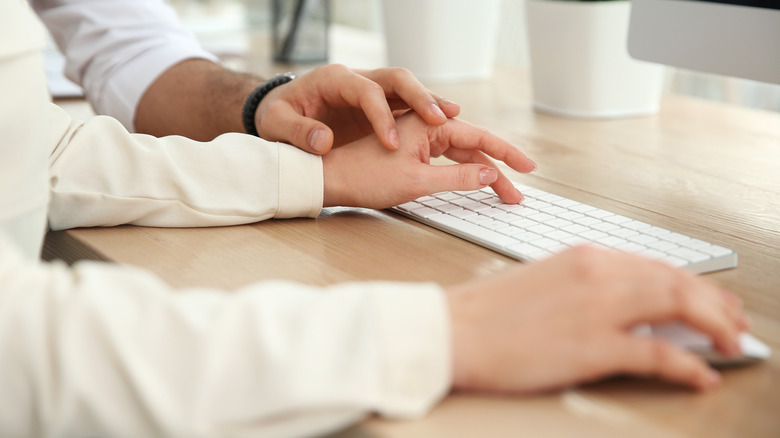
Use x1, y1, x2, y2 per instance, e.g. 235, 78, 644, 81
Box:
255, 65, 460, 154
321, 111, 536, 208
446, 246, 749, 393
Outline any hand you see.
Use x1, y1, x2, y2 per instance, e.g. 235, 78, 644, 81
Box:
321, 112, 537, 208
255, 64, 460, 155
447, 246, 749, 393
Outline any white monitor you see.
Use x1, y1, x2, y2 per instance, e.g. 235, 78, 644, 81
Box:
628, 0, 780, 85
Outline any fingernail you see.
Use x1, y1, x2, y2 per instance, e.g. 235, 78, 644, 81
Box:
440, 98, 457, 107
431, 103, 447, 119
479, 168, 497, 185
309, 129, 325, 153
517, 189, 525, 202
529, 158, 538, 171
389, 129, 400, 149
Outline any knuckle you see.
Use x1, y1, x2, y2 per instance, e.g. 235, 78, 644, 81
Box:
668, 275, 692, 317
322, 63, 348, 75
288, 117, 309, 143
455, 166, 472, 187
362, 80, 385, 96
388, 67, 414, 81
567, 246, 608, 280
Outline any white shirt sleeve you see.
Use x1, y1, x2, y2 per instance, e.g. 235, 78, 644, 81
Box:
0, 235, 452, 438
46, 104, 324, 230
32, 0, 219, 131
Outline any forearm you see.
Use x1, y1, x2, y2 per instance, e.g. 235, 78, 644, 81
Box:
135, 59, 265, 140
46, 104, 322, 230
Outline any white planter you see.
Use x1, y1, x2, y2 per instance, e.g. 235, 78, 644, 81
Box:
381, 0, 502, 82
526, 0, 665, 118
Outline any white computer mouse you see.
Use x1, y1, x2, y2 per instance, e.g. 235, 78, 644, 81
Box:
634, 322, 771, 366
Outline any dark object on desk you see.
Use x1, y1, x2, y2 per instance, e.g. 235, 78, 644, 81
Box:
272, 0, 330, 63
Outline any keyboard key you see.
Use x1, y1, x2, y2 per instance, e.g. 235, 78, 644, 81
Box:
573, 216, 602, 227
570, 204, 597, 214
609, 228, 639, 239
480, 208, 506, 218
646, 240, 679, 252
467, 192, 493, 201
434, 192, 463, 201
579, 230, 609, 241
699, 244, 733, 257
513, 231, 544, 243
409, 207, 441, 218
660, 232, 691, 243
422, 198, 449, 208
545, 218, 574, 228
586, 209, 615, 219
396, 201, 421, 212
624, 220, 652, 231
527, 212, 556, 223
462, 201, 491, 212
603, 215, 632, 225
643, 226, 671, 237
627, 234, 658, 245
561, 224, 590, 234
544, 230, 574, 241
435, 203, 463, 213
428, 215, 518, 248
667, 247, 710, 263
510, 218, 540, 229
558, 211, 585, 221
528, 224, 556, 235
451, 209, 477, 219
592, 222, 620, 233
465, 215, 493, 225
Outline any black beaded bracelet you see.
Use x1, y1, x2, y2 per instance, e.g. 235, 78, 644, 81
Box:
241, 72, 297, 137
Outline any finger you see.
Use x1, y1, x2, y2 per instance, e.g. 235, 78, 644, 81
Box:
431, 118, 537, 174
719, 288, 751, 331
335, 71, 401, 151
259, 102, 335, 154
413, 163, 499, 196
613, 259, 742, 357
386, 96, 459, 118
443, 148, 523, 204
611, 336, 722, 391
436, 96, 461, 118
360, 68, 456, 125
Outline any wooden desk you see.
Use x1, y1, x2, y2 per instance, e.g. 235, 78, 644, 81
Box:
48, 69, 780, 437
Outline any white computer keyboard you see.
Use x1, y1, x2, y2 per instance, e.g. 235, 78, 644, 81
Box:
392, 183, 737, 274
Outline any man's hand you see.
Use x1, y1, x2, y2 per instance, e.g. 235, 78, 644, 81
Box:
256, 65, 461, 154
321, 112, 536, 208
446, 246, 749, 393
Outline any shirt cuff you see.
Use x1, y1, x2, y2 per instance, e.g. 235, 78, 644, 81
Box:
275, 142, 323, 219
369, 283, 452, 418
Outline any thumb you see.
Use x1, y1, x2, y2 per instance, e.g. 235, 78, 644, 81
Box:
421, 164, 498, 195
259, 104, 334, 155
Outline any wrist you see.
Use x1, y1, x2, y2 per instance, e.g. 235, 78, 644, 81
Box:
445, 284, 480, 390
321, 148, 350, 208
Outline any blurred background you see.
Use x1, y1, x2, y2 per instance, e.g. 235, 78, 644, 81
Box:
49, 0, 780, 113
